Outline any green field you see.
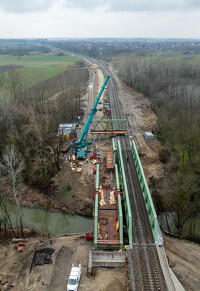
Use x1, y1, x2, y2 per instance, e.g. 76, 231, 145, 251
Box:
0, 53, 80, 67
0, 53, 81, 91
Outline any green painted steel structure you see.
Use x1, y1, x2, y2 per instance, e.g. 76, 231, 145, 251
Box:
96, 164, 99, 191
94, 194, 98, 249
131, 140, 159, 244
94, 163, 123, 249
92, 119, 127, 131
117, 140, 133, 245
114, 164, 120, 189
112, 138, 116, 164
94, 164, 99, 249
118, 194, 123, 249
115, 164, 123, 248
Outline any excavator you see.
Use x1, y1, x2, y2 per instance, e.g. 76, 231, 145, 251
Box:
71, 76, 110, 158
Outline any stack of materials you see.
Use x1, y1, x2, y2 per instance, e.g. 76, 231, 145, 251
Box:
109, 189, 116, 205
70, 157, 83, 173
99, 186, 106, 207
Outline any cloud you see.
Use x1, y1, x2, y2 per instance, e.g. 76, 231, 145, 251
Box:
0, 0, 54, 13
1, 0, 200, 14
64, 0, 200, 12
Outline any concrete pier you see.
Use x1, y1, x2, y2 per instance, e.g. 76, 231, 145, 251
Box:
87, 249, 125, 274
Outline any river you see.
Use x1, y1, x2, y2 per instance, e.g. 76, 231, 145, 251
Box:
3, 200, 93, 235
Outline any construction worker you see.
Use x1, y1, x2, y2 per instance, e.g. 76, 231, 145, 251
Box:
124, 245, 127, 250
86, 158, 88, 163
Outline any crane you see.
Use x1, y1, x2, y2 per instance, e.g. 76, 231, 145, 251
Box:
71, 75, 110, 158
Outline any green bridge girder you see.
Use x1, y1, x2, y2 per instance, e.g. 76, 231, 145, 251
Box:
92, 119, 127, 131
94, 164, 100, 249
115, 164, 123, 249
131, 140, 159, 244
117, 140, 133, 245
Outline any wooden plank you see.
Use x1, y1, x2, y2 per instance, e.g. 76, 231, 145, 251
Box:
116, 221, 119, 232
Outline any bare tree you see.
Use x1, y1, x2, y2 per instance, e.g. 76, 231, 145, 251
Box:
161, 172, 199, 237
0, 145, 25, 237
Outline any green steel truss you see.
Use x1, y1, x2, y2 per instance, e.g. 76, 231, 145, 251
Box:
94, 164, 100, 249
115, 164, 123, 248
131, 140, 159, 244
92, 119, 126, 131
117, 140, 133, 245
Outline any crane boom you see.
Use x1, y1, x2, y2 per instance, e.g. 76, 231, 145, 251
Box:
71, 75, 110, 155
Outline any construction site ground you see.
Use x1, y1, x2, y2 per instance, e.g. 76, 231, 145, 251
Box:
1, 62, 200, 290
0, 235, 127, 291
0, 233, 200, 291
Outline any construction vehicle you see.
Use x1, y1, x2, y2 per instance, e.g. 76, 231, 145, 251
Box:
71, 76, 110, 159
57, 123, 75, 136
104, 100, 111, 116
67, 264, 81, 291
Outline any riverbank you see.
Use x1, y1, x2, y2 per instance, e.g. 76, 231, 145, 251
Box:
13, 157, 94, 218
1, 64, 100, 219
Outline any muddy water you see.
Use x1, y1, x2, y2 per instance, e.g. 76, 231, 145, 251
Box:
4, 200, 93, 235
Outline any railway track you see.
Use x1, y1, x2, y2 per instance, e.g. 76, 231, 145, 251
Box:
97, 62, 168, 290
35, 45, 170, 289
71, 55, 168, 290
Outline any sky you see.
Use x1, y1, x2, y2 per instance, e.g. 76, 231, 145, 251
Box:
0, 0, 200, 38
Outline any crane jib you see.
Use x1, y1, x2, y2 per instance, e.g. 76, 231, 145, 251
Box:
75, 75, 110, 146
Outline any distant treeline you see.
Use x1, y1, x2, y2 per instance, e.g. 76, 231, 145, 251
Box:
45, 39, 200, 61
0, 46, 50, 56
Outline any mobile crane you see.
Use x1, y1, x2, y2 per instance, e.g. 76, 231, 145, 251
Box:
71, 75, 110, 158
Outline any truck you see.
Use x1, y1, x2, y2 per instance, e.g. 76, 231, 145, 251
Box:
67, 264, 81, 291
57, 123, 75, 136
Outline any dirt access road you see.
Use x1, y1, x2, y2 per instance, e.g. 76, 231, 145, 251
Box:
0, 235, 127, 291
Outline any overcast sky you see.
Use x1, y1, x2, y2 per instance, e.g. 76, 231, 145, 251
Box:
0, 0, 199, 38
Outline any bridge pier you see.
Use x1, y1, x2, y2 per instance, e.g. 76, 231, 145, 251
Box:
87, 249, 126, 274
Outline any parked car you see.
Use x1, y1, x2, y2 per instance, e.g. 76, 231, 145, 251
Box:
67, 264, 81, 291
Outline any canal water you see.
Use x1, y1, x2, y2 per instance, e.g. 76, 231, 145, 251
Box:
3, 200, 93, 235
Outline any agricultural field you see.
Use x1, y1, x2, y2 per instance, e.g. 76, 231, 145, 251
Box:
0, 52, 79, 67
0, 52, 80, 91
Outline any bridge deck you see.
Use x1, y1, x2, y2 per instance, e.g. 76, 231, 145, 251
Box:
97, 185, 120, 247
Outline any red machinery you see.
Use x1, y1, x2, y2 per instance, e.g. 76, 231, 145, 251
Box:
90, 153, 97, 160
85, 232, 93, 241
